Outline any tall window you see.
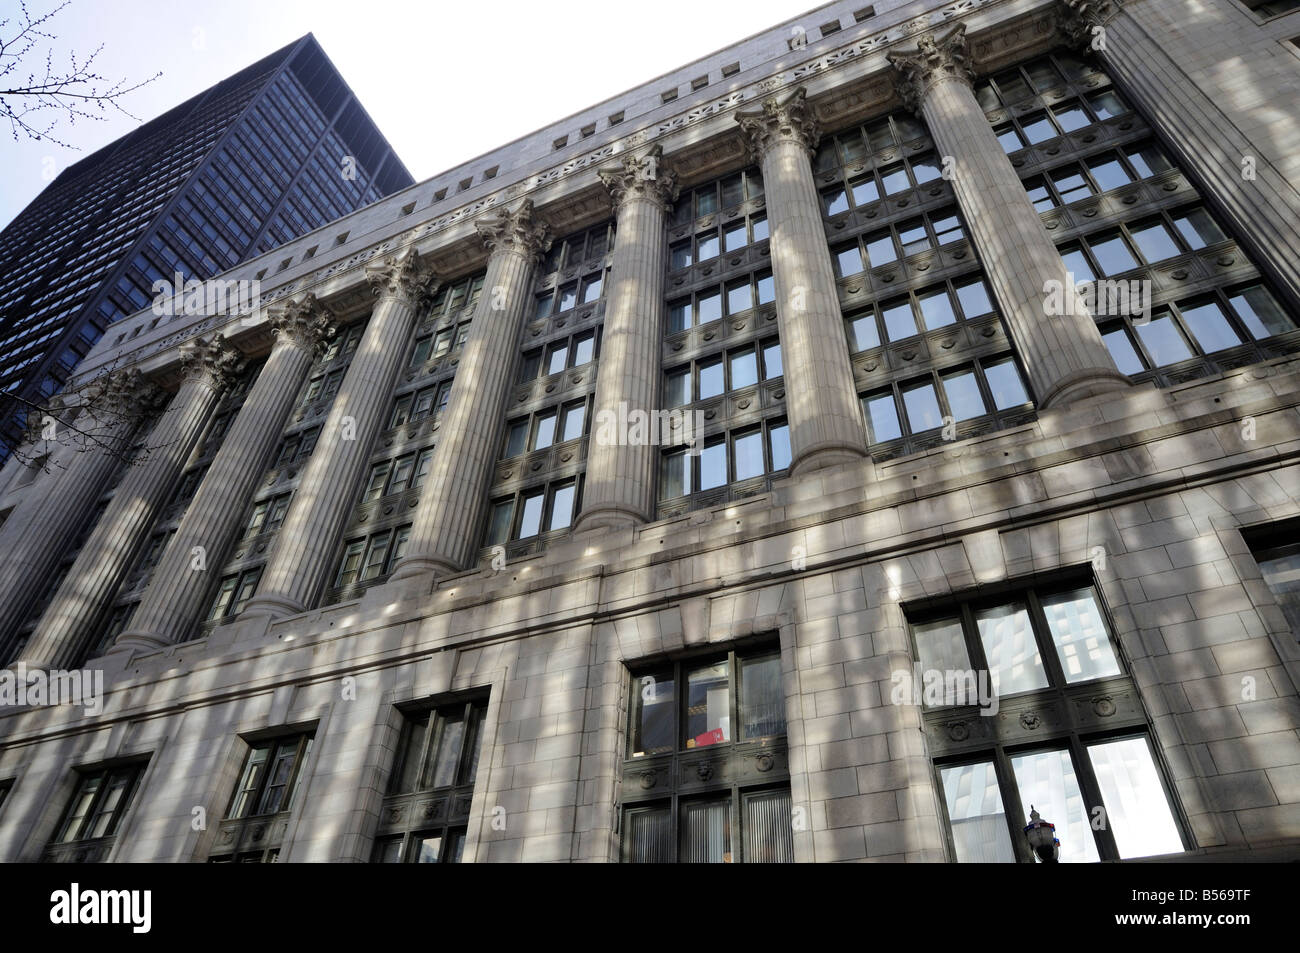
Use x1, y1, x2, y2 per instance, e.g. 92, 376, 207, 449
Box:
371, 698, 489, 863
908, 577, 1186, 863
210, 732, 314, 862
43, 762, 148, 863
1244, 519, 1300, 639
623, 642, 792, 863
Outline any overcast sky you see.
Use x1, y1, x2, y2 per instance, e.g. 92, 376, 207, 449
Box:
1, 0, 811, 228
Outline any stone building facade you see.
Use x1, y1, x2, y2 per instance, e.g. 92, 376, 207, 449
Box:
0, 0, 1298, 863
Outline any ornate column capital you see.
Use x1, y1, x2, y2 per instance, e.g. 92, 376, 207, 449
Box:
270, 292, 336, 356
887, 24, 975, 114
364, 246, 437, 304
597, 145, 679, 214
90, 368, 168, 420
1057, 0, 1120, 51
476, 199, 553, 263
178, 334, 244, 393
735, 87, 821, 163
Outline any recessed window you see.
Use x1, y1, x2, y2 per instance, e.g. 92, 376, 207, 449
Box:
433, 187, 447, 201
553, 136, 568, 150
1242, 0, 1300, 19
623, 642, 791, 863
483, 165, 498, 179
1243, 518, 1300, 638
854, 6, 875, 22
458, 177, 472, 192
372, 698, 488, 863
721, 62, 740, 78
277, 258, 292, 272
44, 762, 148, 862
820, 20, 842, 36
303, 245, 317, 259
691, 75, 708, 91
336, 232, 349, 245
661, 89, 678, 104
212, 733, 314, 863
608, 110, 624, 125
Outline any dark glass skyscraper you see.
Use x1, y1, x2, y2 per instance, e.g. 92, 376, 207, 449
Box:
0, 34, 412, 459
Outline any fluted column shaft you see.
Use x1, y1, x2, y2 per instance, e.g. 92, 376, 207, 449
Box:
243, 249, 433, 618
20, 338, 242, 668
575, 148, 676, 530
890, 25, 1129, 408
0, 377, 160, 647
737, 90, 871, 475
113, 298, 334, 651
392, 202, 549, 578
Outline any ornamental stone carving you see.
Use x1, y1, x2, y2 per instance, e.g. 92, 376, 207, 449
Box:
475, 199, 553, 263
270, 292, 336, 356
364, 245, 437, 303
887, 24, 975, 114
90, 368, 167, 421
597, 145, 679, 213
1056, 0, 1120, 51
178, 335, 244, 392
734, 87, 820, 162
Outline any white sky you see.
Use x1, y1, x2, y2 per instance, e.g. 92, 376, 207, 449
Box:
1, 0, 814, 228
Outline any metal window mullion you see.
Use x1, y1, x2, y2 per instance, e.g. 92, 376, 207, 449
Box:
1026, 589, 1069, 690
1067, 734, 1121, 861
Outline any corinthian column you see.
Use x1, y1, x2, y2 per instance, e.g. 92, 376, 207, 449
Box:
0, 371, 165, 649
888, 24, 1130, 408
111, 296, 335, 653
242, 247, 435, 619
735, 89, 872, 474
391, 201, 551, 579
20, 337, 244, 668
574, 146, 677, 531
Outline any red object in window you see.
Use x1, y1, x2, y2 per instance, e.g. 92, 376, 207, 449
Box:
693, 728, 725, 748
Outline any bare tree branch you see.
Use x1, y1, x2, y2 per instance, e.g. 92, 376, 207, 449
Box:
0, 0, 161, 148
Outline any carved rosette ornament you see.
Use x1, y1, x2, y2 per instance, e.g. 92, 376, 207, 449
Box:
597, 145, 679, 213
270, 292, 336, 356
364, 245, 437, 304
734, 87, 821, 162
886, 24, 975, 115
1057, 0, 1119, 52
475, 199, 553, 263
178, 334, 244, 393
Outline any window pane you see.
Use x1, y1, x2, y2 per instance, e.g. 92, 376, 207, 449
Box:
393, 714, 429, 794
1102, 327, 1146, 375
1088, 737, 1184, 859
996, 126, 1024, 153
699, 440, 726, 490
898, 220, 930, 256
626, 805, 674, 863
955, 278, 993, 317
1126, 143, 1173, 178
548, 483, 576, 531
1051, 166, 1092, 204
1229, 285, 1295, 339
1172, 208, 1226, 250
864, 394, 902, 443
984, 358, 1030, 409
681, 798, 731, 863
835, 244, 865, 277
1179, 300, 1242, 353
534, 293, 553, 319
727, 279, 753, 315
911, 155, 942, 184
631, 671, 676, 756
751, 215, 769, 242
547, 345, 568, 375
412, 834, 443, 863
1026, 178, 1056, 212
734, 430, 764, 481
697, 292, 722, 324
823, 188, 849, 216
1129, 221, 1180, 263
730, 348, 758, 389
697, 232, 720, 262
670, 240, 693, 269
847, 312, 880, 351
849, 175, 880, 206
517, 491, 544, 539
1026, 60, 1064, 91
1088, 156, 1131, 191
505, 420, 528, 457
1088, 89, 1128, 120
913, 618, 973, 707
975, 602, 1050, 695
1135, 313, 1194, 365
1010, 749, 1100, 863
1061, 246, 1096, 283
666, 369, 690, 407
1042, 587, 1122, 682
573, 333, 595, 366
1088, 233, 1137, 276
533, 412, 557, 451
769, 423, 791, 471
940, 762, 1017, 863
880, 164, 910, 195
660, 451, 688, 500
918, 288, 957, 330
1052, 103, 1090, 132
756, 271, 775, 304
668, 301, 691, 333
762, 340, 782, 379
582, 274, 602, 303
685, 660, 730, 746
941, 368, 986, 421
427, 716, 465, 789
901, 381, 943, 433
882, 301, 917, 341
743, 788, 793, 863
864, 232, 897, 267
740, 655, 785, 740
724, 223, 747, 252
1021, 115, 1056, 143
486, 500, 512, 545
558, 284, 577, 312
561, 403, 585, 442
698, 359, 724, 400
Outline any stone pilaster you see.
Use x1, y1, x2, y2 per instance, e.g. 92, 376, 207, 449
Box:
19, 337, 243, 668
242, 248, 435, 619
391, 201, 551, 579
112, 296, 335, 653
889, 25, 1130, 408
1057, 0, 1300, 308
0, 370, 165, 650
573, 146, 678, 530
735, 89, 872, 474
